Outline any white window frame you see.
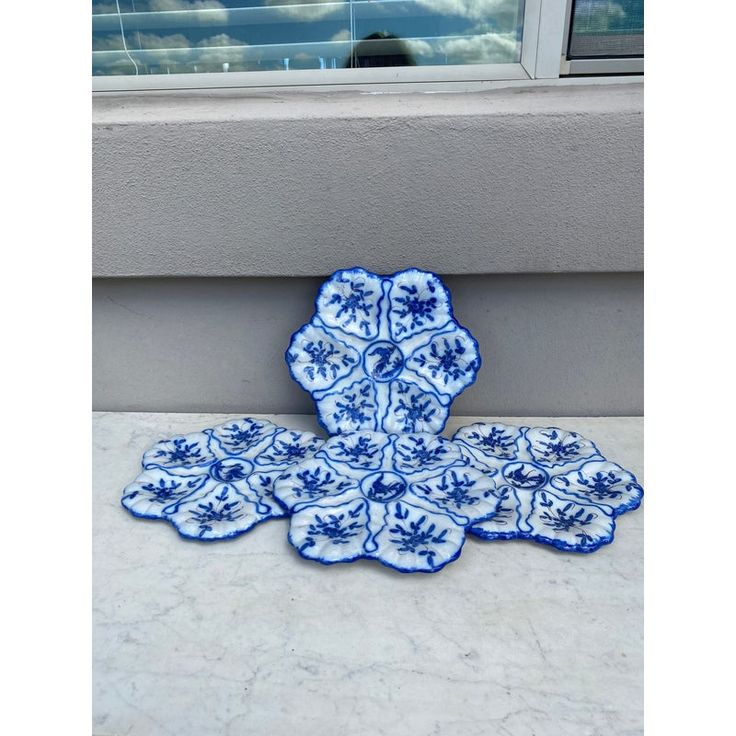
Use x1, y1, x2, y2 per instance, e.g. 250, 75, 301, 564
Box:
92, 0, 640, 93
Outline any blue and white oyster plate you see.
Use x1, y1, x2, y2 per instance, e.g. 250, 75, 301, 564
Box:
452, 423, 643, 553
286, 267, 481, 436
121, 417, 323, 541
273, 431, 502, 573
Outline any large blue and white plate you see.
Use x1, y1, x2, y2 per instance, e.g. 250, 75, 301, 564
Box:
286, 267, 481, 435
273, 431, 501, 573
453, 423, 643, 553
121, 418, 323, 541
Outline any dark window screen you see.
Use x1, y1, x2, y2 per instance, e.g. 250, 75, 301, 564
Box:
568, 0, 643, 59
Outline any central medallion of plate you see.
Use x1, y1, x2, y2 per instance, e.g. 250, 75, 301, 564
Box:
363, 341, 404, 382
360, 470, 407, 501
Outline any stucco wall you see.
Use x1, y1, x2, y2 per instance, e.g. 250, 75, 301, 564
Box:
92, 82, 643, 414
93, 83, 642, 278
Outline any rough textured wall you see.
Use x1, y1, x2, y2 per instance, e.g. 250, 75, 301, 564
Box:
92, 83, 642, 414
93, 84, 643, 277
93, 274, 643, 415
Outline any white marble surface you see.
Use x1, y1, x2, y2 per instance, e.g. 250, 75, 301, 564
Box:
93, 413, 643, 736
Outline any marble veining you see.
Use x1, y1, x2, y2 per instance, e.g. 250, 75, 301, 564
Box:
94, 412, 643, 736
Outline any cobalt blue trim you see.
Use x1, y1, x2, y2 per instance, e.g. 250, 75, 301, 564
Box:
167, 483, 286, 541
285, 522, 467, 574
549, 460, 643, 516
523, 489, 615, 553
173, 512, 282, 543
468, 524, 616, 554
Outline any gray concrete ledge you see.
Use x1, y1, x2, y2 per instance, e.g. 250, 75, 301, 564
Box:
93, 83, 642, 278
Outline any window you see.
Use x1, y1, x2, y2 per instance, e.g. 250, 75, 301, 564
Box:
92, 0, 643, 90
564, 0, 643, 74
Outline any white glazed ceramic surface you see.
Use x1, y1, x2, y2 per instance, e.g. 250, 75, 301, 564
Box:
273, 431, 501, 572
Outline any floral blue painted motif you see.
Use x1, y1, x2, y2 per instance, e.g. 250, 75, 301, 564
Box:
286, 268, 481, 435
122, 418, 324, 541
453, 422, 643, 553
175, 486, 245, 539
273, 432, 501, 572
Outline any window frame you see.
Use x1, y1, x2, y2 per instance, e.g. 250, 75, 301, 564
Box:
91, 0, 641, 92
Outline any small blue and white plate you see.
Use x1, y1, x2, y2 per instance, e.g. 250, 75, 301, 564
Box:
273, 431, 501, 573
286, 267, 481, 435
121, 418, 323, 541
452, 423, 643, 553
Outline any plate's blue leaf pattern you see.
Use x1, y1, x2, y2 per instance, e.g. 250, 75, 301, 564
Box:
550, 461, 644, 515
385, 380, 444, 434
526, 491, 614, 553
286, 324, 360, 393
167, 484, 260, 541
316, 270, 383, 340
255, 430, 323, 467
316, 378, 378, 434
453, 422, 643, 553
209, 417, 279, 458
272, 458, 358, 510
525, 427, 600, 468
142, 431, 216, 471
387, 270, 452, 341
374, 501, 465, 572
289, 498, 371, 564
286, 268, 481, 435
122, 469, 209, 519
408, 328, 481, 397
412, 466, 499, 521
393, 434, 463, 475
322, 431, 391, 470
273, 432, 502, 573
122, 418, 324, 541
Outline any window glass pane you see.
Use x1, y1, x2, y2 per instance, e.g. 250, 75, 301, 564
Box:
568, 0, 643, 59
92, 0, 526, 77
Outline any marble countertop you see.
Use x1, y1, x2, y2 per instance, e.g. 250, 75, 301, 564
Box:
93, 412, 643, 736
